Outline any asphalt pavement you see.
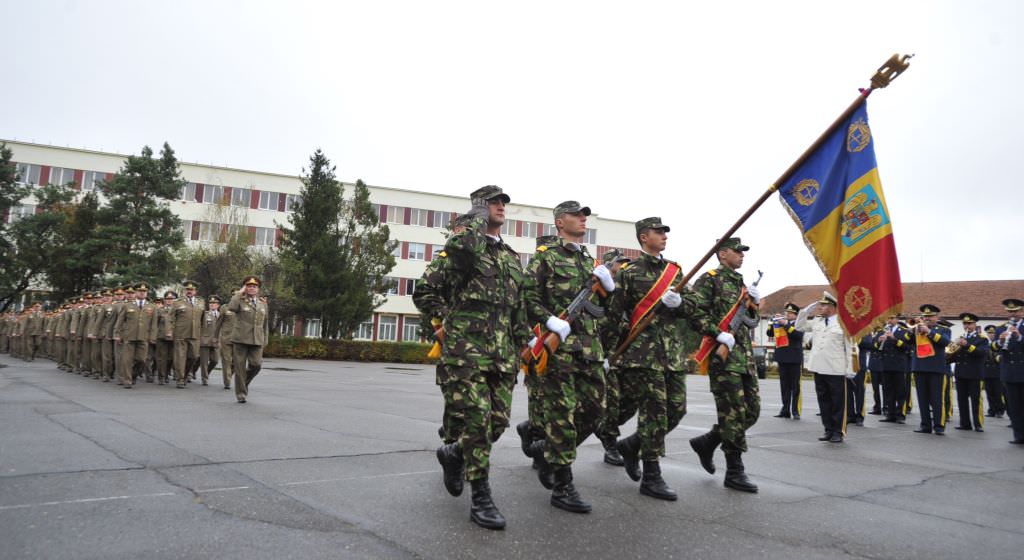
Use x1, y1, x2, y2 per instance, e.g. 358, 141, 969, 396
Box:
1, 354, 1022, 560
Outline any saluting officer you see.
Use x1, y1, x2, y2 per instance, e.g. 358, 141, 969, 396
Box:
798, 292, 855, 444
911, 305, 951, 435
768, 302, 805, 419
876, 316, 912, 424
951, 312, 987, 432
995, 298, 1024, 444
225, 276, 269, 403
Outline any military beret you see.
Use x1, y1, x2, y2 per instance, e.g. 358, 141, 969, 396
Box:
1002, 298, 1023, 311
717, 237, 750, 252
958, 312, 978, 323
469, 185, 510, 204
784, 302, 800, 314
919, 304, 940, 316
242, 275, 261, 287
552, 200, 591, 218
635, 217, 670, 234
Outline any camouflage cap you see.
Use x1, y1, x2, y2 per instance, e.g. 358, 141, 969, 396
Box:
552, 200, 591, 218
469, 185, 510, 203
717, 237, 750, 252
635, 217, 670, 234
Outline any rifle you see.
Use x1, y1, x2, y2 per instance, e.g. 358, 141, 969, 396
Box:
712, 270, 763, 362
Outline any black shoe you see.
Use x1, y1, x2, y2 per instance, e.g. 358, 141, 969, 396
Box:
879, 417, 896, 423
829, 433, 843, 443
1009, 439, 1024, 445
818, 432, 833, 441
689, 430, 720, 475
896, 417, 907, 424
913, 427, 932, 434
550, 466, 591, 513
985, 412, 996, 418
437, 426, 445, 440
639, 460, 677, 501
792, 413, 801, 420
723, 451, 758, 493
934, 428, 945, 435
855, 419, 864, 427
469, 478, 506, 530
869, 408, 882, 416
436, 442, 464, 497
773, 412, 791, 418
528, 440, 555, 490
974, 427, 984, 433
954, 426, 972, 431
516, 421, 533, 457
176, 383, 185, 389
616, 434, 642, 481
237, 397, 246, 403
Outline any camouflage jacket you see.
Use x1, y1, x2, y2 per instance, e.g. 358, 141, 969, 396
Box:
412, 249, 454, 328
606, 252, 697, 372
439, 216, 526, 371
688, 265, 756, 375
522, 237, 605, 362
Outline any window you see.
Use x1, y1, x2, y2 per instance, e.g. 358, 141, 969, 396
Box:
403, 316, 420, 342
49, 167, 75, 187
355, 319, 373, 340
82, 171, 105, 191
521, 221, 537, 238
409, 208, 428, 226
203, 185, 224, 204
15, 163, 40, 185
258, 190, 277, 210
181, 182, 197, 201
378, 315, 397, 341
231, 188, 250, 207
519, 253, 531, 268
404, 278, 417, 295
432, 210, 450, 229
5, 204, 35, 223
584, 228, 598, 245
304, 318, 322, 338
390, 243, 402, 258
254, 227, 275, 246
286, 194, 302, 212
277, 319, 294, 336
198, 222, 219, 242
181, 220, 192, 239
382, 277, 398, 295
407, 242, 425, 261
540, 223, 557, 237
431, 244, 445, 259
500, 219, 516, 236
386, 205, 404, 224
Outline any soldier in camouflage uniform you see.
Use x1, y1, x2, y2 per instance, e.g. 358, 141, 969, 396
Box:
413, 213, 473, 452
593, 249, 629, 467
433, 185, 526, 530
606, 217, 696, 501
521, 201, 614, 513
687, 237, 761, 493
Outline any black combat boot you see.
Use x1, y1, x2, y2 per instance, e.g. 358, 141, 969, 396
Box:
689, 429, 721, 475
615, 433, 642, 481
469, 478, 506, 530
527, 440, 555, 489
600, 434, 624, 466
723, 451, 758, 493
435, 442, 464, 497
639, 460, 677, 501
550, 465, 592, 513
516, 421, 533, 457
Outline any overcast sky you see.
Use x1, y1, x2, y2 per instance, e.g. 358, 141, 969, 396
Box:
3, 0, 1022, 296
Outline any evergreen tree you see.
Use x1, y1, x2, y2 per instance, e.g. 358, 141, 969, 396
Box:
97, 142, 185, 287
279, 150, 396, 339
46, 191, 107, 301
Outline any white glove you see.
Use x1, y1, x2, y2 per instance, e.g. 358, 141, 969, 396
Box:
661, 290, 682, 308
716, 332, 736, 351
526, 336, 538, 349
603, 359, 610, 373
845, 371, 857, 379
546, 316, 571, 342
592, 265, 615, 293
747, 285, 761, 304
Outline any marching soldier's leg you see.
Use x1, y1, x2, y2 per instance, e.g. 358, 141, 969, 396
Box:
91, 339, 103, 379
220, 341, 234, 390
595, 365, 624, 465
233, 343, 249, 401
710, 362, 758, 493
200, 346, 211, 385
101, 339, 113, 382
174, 339, 188, 388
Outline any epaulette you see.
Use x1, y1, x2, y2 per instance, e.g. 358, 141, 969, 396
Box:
620, 263, 632, 271
537, 246, 548, 252
437, 251, 447, 258
708, 269, 718, 276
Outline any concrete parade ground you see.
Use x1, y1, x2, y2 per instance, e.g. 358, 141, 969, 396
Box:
1, 354, 1022, 560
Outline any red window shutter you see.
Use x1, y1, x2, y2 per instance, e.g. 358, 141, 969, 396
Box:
372, 314, 379, 341
39, 166, 50, 185
219, 224, 228, 242
103, 173, 113, 193
248, 226, 257, 245
379, 204, 387, 223
223, 187, 232, 204
425, 245, 433, 261
195, 183, 204, 202
73, 169, 84, 191
35, 206, 44, 215
250, 190, 259, 209
426, 211, 434, 228
191, 221, 200, 240
403, 207, 411, 225
277, 193, 286, 212
401, 241, 408, 259
397, 315, 405, 341
516, 221, 522, 237
294, 318, 303, 335
275, 228, 283, 247
398, 279, 406, 296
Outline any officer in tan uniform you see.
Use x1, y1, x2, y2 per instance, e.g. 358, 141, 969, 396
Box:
216, 296, 237, 390
113, 283, 159, 388
172, 281, 204, 389
224, 276, 269, 403
156, 291, 178, 385
24, 302, 45, 361
85, 292, 107, 378
199, 295, 221, 386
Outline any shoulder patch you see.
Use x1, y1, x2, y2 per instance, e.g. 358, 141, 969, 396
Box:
708, 269, 718, 276
437, 251, 447, 258
536, 246, 548, 252
620, 263, 631, 270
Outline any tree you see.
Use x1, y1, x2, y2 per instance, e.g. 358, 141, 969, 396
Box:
279, 149, 397, 339
96, 142, 185, 287
46, 191, 108, 301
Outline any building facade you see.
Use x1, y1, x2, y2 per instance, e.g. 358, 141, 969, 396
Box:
4, 140, 642, 342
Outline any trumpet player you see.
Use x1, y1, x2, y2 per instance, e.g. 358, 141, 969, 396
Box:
995, 298, 1024, 445
767, 303, 805, 419
910, 305, 951, 435
950, 313, 987, 432
876, 316, 912, 424
983, 325, 1006, 418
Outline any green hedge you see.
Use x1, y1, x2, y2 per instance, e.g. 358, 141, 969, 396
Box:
263, 335, 435, 364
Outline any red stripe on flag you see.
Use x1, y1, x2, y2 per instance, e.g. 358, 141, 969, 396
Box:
834, 234, 903, 338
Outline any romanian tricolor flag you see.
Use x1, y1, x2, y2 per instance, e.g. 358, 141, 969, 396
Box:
778, 102, 903, 339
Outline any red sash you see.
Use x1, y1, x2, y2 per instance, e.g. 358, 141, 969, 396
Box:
528, 324, 545, 359
694, 287, 747, 364
628, 263, 681, 330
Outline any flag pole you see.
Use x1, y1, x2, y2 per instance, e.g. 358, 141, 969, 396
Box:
609, 53, 913, 364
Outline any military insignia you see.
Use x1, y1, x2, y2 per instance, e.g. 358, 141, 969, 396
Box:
847, 118, 871, 153
840, 184, 890, 247
536, 246, 548, 252
791, 179, 820, 206
844, 286, 872, 320
437, 251, 447, 258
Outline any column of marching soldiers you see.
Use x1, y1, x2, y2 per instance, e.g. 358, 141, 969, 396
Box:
0, 276, 270, 404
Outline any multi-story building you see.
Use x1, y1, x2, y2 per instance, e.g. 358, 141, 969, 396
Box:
4, 140, 641, 341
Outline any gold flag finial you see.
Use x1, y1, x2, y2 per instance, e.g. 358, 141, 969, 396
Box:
870, 53, 913, 90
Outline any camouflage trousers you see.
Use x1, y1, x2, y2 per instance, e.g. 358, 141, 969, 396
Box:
448, 365, 516, 481
595, 366, 632, 442
709, 364, 760, 453
619, 367, 687, 460
535, 351, 605, 466
436, 363, 465, 445
523, 363, 546, 443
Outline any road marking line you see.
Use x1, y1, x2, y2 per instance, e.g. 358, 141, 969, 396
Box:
195, 486, 251, 493
0, 492, 176, 511
279, 469, 437, 487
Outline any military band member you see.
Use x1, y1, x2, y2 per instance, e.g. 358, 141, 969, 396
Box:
199, 296, 222, 386
521, 201, 613, 512
433, 186, 525, 530
113, 283, 159, 388
172, 281, 204, 388
798, 292, 855, 443
950, 312, 987, 432
910, 305, 951, 435
876, 316, 912, 424
995, 298, 1024, 444
225, 276, 269, 403
983, 325, 1006, 417
688, 237, 760, 493
866, 328, 885, 415
768, 302, 805, 419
